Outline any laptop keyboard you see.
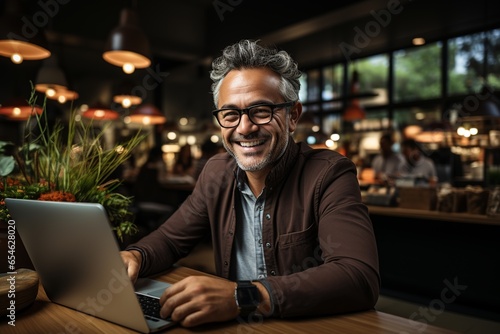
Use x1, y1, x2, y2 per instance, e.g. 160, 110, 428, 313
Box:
136, 293, 164, 321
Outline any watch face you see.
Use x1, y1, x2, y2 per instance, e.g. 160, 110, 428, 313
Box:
237, 282, 260, 309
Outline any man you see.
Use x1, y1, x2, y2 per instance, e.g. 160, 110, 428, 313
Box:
121, 39, 380, 327
399, 138, 438, 185
371, 133, 405, 184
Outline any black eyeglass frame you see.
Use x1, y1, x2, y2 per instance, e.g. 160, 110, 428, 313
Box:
212, 101, 296, 128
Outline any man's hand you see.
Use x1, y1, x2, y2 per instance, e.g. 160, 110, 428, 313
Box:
120, 250, 142, 283
159, 276, 239, 327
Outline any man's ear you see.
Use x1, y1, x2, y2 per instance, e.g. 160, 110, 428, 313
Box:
289, 102, 302, 133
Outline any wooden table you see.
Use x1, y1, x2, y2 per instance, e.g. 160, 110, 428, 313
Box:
1, 266, 457, 333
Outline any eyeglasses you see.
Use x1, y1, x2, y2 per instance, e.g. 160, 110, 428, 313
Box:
212, 101, 295, 128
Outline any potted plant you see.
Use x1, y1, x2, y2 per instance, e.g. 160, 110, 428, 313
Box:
0, 90, 146, 247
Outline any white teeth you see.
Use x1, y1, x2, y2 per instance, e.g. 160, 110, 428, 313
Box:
240, 140, 263, 147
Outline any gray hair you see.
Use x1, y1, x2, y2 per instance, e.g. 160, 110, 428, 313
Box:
210, 39, 302, 107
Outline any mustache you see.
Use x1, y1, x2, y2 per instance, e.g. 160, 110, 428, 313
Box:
231, 132, 269, 141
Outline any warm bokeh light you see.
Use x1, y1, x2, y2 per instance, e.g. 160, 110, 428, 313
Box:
11, 53, 23, 64
122, 63, 135, 74
94, 110, 105, 118
330, 133, 340, 141
46, 88, 56, 97
412, 37, 426, 46
167, 132, 177, 140
122, 98, 132, 108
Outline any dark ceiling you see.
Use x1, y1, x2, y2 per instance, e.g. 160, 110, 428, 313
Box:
1, 0, 500, 114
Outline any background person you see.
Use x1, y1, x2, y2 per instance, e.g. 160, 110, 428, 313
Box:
371, 133, 405, 184
399, 138, 438, 185
172, 144, 195, 177
120, 39, 380, 328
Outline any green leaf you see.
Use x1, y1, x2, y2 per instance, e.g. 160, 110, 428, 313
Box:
0, 156, 16, 176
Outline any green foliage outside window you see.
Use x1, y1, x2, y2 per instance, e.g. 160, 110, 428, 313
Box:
394, 43, 442, 102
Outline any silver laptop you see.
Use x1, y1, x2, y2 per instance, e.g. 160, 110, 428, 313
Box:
5, 198, 176, 333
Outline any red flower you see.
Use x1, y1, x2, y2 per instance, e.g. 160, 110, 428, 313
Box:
38, 191, 76, 202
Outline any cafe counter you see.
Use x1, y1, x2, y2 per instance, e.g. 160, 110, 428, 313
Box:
367, 204, 500, 322
367, 205, 499, 225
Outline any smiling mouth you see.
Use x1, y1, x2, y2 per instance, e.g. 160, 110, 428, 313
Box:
237, 139, 265, 148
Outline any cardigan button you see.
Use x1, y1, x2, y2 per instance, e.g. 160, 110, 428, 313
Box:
270, 270, 276, 276
224, 261, 228, 266
265, 242, 271, 248
265, 213, 271, 220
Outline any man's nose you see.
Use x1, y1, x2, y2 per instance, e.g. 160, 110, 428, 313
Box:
237, 114, 258, 134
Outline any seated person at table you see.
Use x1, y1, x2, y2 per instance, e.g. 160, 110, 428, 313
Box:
121, 39, 380, 327
399, 138, 438, 185
371, 133, 405, 184
173, 144, 195, 177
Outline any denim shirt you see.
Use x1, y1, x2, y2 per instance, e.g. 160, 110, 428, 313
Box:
230, 177, 267, 280
129, 138, 380, 318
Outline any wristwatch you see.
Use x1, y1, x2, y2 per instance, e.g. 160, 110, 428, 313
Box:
235, 280, 261, 317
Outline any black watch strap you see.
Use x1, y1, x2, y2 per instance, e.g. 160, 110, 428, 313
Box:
235, 280, 260, 318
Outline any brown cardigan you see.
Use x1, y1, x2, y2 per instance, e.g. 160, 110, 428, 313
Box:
128, 139, 380, 318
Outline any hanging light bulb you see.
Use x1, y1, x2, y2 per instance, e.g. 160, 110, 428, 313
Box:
0, 0, 51, 63
0, 98, 43, 120
112, 81, 142, 108
82, 102, 120, 121
103, 7, 151, 74
46, 88, 56, 98
343, 69, 366, 121
58, 95, 67, 104
128, 103, 166, 125
11, 53, 23, 64
122, 63, 135, 74
35, 55, 79, 103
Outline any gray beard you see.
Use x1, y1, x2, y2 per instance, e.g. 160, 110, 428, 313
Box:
224, 122, 290, 172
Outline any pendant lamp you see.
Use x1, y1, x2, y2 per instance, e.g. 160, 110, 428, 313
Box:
82, 103, 120, 121
114, 94, 142, 109
127, 103, 166, 125
0, 0, 51, 64
342, 69, 366, 121
0, 98, 43, 121
103, 7, 151, 74
35, 55, 79, 103
113, 81, 142, 108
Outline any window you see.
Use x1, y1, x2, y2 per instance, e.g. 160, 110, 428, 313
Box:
295, 27, 497, 142
448, 32, 485, 94
486, 28, 500, 89
322, 64, 343, 111
347, 54, 389, 106
306, 69, 321, 102
394, 42, 442, 102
